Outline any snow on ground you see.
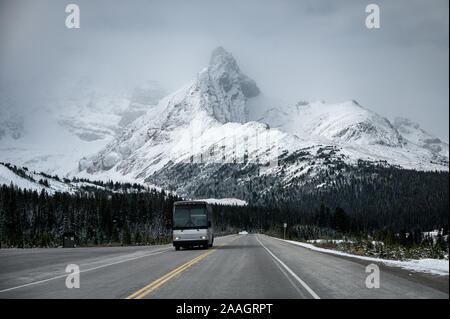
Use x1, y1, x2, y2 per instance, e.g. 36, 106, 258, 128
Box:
0, 165, 47, 192
200, 198, 248, 206
0, 164, 76, 194
1, 163, 177, 198
307, 239, 348, 244
268, 235, 449, 276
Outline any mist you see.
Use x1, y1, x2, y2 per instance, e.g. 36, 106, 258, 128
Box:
0, 0, 448, 141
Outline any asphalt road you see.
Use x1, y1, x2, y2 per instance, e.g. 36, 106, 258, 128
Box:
0, 234, 448, 299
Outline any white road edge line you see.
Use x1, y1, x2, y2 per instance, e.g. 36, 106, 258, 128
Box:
256, 235, 321, 299
0, 248, 171, 294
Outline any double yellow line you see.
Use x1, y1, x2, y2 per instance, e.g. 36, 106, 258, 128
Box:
126, 236, 240, 299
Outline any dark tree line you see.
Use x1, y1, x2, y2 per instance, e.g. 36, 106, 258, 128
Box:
0, 184, 181, 248
213, 202, 449, 252
256, 163, 449, 233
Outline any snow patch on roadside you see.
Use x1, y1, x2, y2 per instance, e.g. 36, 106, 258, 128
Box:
308, 239, 348, 244
200, 198, 248, 206
268, 235, 449, 276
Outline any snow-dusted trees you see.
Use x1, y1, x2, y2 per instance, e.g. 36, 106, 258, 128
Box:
0, 184, 181, 248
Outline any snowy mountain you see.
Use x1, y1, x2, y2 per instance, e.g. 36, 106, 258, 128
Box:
393, 117, 449, 161
257, 100, 405, 147
75, 47, 448, 200
77, 47, 285, 180
0, 80, 166, 176
250, 99, 448, 171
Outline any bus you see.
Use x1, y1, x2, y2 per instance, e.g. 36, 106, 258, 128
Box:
172, 201, 214, 250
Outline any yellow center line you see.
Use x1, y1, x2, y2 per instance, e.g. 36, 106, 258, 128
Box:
126, 235, 241, 299
125, 252, 208, 299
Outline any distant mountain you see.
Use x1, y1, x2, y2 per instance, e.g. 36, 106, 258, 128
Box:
257, 100, 405, 147
0, 80, 166, 176
393, 117, 449, 160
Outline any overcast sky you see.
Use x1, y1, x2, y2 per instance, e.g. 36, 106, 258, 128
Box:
0, 0, 448, 141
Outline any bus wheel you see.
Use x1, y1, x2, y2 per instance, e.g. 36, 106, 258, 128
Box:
175, 246, 180, 251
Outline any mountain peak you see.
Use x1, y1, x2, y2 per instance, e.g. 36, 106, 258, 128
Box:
209, 47, 237, 69
207, 47, 260, 101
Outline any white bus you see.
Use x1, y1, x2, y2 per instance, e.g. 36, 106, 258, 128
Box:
172, 201, 214, 250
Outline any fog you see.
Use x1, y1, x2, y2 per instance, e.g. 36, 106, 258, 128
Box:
0, 0, 448, 141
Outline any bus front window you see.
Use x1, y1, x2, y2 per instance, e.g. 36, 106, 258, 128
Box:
173, 206, 208, 229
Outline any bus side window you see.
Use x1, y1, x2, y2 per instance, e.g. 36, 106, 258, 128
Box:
208, 205, 212, 225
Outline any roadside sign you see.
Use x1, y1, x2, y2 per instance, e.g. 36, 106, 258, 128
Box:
283, 223, 287, 228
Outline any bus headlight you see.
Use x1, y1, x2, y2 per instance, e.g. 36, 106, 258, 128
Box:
200, 236, 207, 239
174, 237, 180, 240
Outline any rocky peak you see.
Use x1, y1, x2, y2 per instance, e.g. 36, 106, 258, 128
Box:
209, 47, 259, 99
198, 47, 260, 124
209, 46, 240, 73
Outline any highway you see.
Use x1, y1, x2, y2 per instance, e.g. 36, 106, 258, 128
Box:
0, 234, 447, 299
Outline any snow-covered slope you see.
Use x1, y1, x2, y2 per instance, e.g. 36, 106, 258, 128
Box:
0, 162, 159, 195
259, 100, 405, 147
254, 99, 448, 170
0, 163, 75, 194
394, 117, 449, 161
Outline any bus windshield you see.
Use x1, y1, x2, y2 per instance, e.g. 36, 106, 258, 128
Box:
173, 206, 208, 229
